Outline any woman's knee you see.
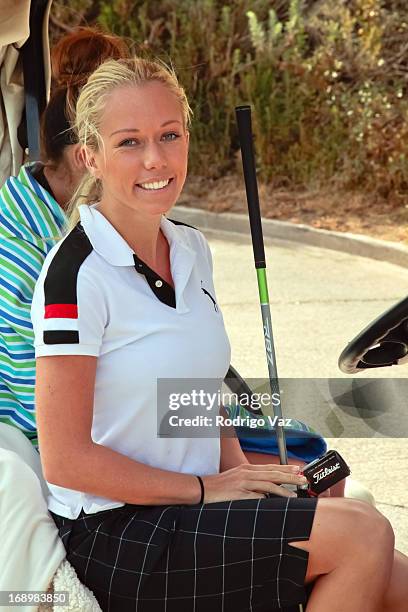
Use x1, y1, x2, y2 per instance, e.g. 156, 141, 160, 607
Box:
290, 498, 394, 581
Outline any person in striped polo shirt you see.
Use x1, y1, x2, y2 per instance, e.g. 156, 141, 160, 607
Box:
0, 151, 69, 445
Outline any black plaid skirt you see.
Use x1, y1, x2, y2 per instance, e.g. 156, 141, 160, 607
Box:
50, 496, 317, 612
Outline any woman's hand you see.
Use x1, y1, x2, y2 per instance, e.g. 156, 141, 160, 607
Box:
202, 463, 308, 503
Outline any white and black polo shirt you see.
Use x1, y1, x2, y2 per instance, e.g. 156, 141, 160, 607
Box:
31, 205, 231, 519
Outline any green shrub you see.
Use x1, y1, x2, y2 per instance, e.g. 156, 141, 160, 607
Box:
51, 0, 408, 199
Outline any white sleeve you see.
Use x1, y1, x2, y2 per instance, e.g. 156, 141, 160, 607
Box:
31, 259, 107, 358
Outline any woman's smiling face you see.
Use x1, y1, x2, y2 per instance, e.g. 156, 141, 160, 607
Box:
88, 81, 189, 217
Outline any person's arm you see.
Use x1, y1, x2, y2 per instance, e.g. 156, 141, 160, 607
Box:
219, 404, 249, 471
36, 354, 203, 505
0, 176, 62, 346
0, 245, 43, 345
36, 357, 307, 505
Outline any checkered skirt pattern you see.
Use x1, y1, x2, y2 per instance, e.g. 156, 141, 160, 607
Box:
51, 496, 317, 612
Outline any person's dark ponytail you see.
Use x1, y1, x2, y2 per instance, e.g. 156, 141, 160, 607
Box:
40, 27, 130, 164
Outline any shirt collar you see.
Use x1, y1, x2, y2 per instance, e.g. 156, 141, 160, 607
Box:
79, 204, 135, 266
79, 205, 194, 265
79, 205, 196, 313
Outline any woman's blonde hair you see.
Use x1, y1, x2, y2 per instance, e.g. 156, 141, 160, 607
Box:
66, 57, 192, 229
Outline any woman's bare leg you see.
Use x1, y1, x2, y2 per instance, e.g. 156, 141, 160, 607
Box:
383, 550, 408, 611
289, 498, 395, 612
326, 478, 345, 497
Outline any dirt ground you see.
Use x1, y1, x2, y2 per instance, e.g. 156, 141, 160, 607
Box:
180, 175, 408, 245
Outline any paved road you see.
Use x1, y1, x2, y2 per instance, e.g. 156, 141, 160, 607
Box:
206, 229, 408, 555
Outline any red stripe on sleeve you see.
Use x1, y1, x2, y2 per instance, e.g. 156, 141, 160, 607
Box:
44, 304, 78, 319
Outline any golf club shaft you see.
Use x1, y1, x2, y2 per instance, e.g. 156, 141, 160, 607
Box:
235, 105, 288, 465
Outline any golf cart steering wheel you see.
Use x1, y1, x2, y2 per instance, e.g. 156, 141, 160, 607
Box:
338, 295, 408, 373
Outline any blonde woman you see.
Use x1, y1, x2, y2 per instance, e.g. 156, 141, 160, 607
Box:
31, 57, 408, 612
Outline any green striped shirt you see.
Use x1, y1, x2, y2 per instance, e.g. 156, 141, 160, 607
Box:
0, 164, 66, 446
